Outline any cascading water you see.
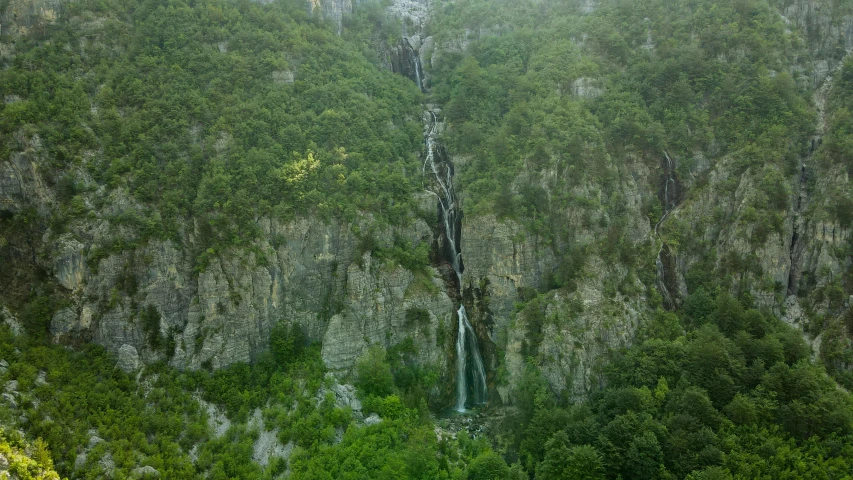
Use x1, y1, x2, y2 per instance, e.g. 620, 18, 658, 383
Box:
655, 151, 681, 309
391, 37, 425, 92
409, 40, 424, 92
423, 109, 487, 412
389, 8, 486, 410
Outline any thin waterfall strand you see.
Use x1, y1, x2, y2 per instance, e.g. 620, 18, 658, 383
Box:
655, 151, 678, 309
423, 110, 487, 412
464, 309, 487, 405
456, 306, 467, 410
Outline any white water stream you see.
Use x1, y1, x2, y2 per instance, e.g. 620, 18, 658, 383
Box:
423, 109, 487, 412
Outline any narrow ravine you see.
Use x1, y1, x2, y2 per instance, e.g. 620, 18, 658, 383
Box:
423, 108, 487, 412
787, 55, 842, 296
385, 0, 486, 413
654, 151, 682, 309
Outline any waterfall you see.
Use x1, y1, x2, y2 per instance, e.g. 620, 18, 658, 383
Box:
392, 37, 424, 92
655, 151, 680, 309
410, 41, 424, 92
392, 23, 485, 410
463, 307, 488, 406
423, 109, 487, 412
663, 151, 675, 212
455, 306, 467, 410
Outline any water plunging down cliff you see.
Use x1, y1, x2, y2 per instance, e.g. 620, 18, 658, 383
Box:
655, 151, 683, 310
391, 37, 425, 92
423, 109, 487, 412
383, 0, 484, 411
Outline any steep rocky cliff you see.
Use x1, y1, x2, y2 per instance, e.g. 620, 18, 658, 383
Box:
0, 0, 458, 402
418, 0, 853, 404
2, 0, 853, 412
307, 0, 354, 34
1, 136, 456, 373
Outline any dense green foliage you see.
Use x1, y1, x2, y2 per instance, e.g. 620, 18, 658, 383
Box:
429, 0, 812, 228
0, 329, 201, 478
2, 0, 853, 478
0, 430, 61, 480
503, 291, 853, 479
0, 0, 425, 263
6, 286, 853, 479
0, 324, 425, 479
820, 55, 853, 229
806, 53, 853, 391
410, 0, 829, 306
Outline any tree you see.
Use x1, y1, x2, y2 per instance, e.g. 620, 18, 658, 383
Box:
686, 466, 733, 480
625, 431, 665, 479
355, 347, 394, 398
270, 322, 305, 365
468, 451, 510, 480
538, 432, 605, 480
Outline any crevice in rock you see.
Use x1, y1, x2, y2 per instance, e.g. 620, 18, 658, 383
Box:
654, 151, 684, 310
390, 37, 424, 92
421, 107, 487, 411
787, 49, 844, 297
787, 163, 808, 296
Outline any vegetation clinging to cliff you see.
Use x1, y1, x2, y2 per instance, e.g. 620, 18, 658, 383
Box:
0, 0, 425, 261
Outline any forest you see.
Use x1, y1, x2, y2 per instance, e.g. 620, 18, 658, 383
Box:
1, 0, 853, 478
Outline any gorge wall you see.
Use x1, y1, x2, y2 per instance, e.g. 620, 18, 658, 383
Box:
2, 0, 853, 409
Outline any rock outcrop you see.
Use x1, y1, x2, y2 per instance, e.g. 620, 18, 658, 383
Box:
307, 0, 354, 34
778, 0, 853, 87
44, 212, 454, 377
2, 0, 852, 410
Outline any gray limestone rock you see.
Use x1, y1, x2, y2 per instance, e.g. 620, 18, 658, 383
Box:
364, 413, 382, 426
116, 344, 141, 373
777, 0, 853, 87
307, 0, 353, 35
0, 0, 63, 37
247, 409, 291, 467
580, 0, 598, 14
50, 307, 80, 340
197, 397, 230, 438
0, 308, 23, 337
462, 215, 556, 338
502, 256, 643, 402
2, 393, 17, 409
572, 77, 603, 99
74, 452, 87, 471
130, 465, 160, 478
98, 452, 116, 478
272, 70, 295, 84
52, 234, 87, 292
88, 435, 104, 448
329, 381, 362, 414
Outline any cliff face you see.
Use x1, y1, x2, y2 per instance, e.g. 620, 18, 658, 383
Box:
307, 0, 354, 34
55, 216, 455, 371
0, 0, 458, 395
0, 0, 62, 37
777, 0, 853, 87
2, 0, 853, 409
458, 154, 656, 403
425, 0, 853, 403
1, 136, 455, 376
0, 112, 453, 389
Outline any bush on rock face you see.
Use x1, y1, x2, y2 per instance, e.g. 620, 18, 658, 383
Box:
355, 346, 394, 398
270, 322, 306, 366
